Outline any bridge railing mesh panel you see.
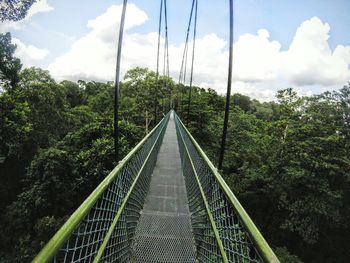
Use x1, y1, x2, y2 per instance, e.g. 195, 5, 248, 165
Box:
34, 112, 170, 263
175, 113, 279, 263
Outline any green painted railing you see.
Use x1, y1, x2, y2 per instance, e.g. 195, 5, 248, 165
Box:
175, 112, 279, 263
34, 112, 170, 263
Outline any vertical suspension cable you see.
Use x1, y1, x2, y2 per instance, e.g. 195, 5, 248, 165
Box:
114, 0, 128, 162
164, 0, 170, 79
162, 1, 166, 110
178, 0, 196, 85
178, 43, 187, 84
155, 0, 163, 125
178, 0, 195, 115
162, 0, 169, 111
164, 0, 171, 111
178, 41, 188, 84
156, 0, 163, 86
218, 0, 234, 170
163, 36, 167, 76
186, 0, 198, 125
179, 42, 189, 113
183, 44, 189, 84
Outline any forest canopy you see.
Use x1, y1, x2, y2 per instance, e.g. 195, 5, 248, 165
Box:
0, 32, 349, 263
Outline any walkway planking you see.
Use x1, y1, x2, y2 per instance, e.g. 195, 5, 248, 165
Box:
130, 112, 196, 262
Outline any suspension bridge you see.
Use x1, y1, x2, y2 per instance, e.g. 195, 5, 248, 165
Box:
34, 111, 278, 262
34, 0, 280, 262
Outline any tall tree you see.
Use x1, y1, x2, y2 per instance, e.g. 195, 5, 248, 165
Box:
0, 33, 22, 89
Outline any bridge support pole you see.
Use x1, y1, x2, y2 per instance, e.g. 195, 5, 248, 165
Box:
114, 0, 128, 162
218, 0, 234, 170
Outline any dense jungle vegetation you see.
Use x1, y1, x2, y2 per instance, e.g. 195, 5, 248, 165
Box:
0, 32, 349, 262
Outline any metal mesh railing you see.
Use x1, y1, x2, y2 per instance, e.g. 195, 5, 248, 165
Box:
34, 112, 170, 263
175, 113, 279, 263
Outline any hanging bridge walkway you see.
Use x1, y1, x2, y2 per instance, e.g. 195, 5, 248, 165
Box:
34, 111, 279, 263
130, 112, 196, 262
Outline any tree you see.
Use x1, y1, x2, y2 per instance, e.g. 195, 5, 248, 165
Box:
19, 67, 55, 86
0, 67, 66, 213
0, 33, 22, 89
226, 88, 350, 262
0, 90, 32, 210
1, 147, 77, 262
0, 0, 37, 22
184, 86, 224, 157
60, 80, 86, 108
122, 67, 160, 131
232, 93, 252, 112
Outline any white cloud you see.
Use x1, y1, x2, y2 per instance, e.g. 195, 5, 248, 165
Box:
232, 29, 281, 82
48, 4, 148, 81
27, 0, 53, 18
48, 4, 350, 101
13, 38, 49, 67
199, 17, 350, 99
281, 17, 350, 86
0, 0, 53, 32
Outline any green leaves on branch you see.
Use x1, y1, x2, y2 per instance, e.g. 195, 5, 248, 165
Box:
0, 32, 22, 89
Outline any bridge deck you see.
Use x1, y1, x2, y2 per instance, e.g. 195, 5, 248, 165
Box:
130, 112, 196, 262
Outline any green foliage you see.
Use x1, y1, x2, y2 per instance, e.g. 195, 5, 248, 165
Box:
0, 32, 22, 89
175, 86, 224, 159
60, 80, 86, 107
275, 247, 303, 263
19, 67, 55, 86
182, 83, 350, 262
0, 36, 160, 262
0, 91, 31, 157
122, 67, 175, 126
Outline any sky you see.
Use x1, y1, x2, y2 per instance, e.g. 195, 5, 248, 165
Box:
1, 0, 350, 101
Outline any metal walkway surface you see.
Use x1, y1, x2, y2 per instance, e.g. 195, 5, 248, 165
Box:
130, 112, 196, 262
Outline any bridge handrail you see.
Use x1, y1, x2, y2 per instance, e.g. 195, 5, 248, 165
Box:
34, 112, 170, 263
175, 112, 279, 263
